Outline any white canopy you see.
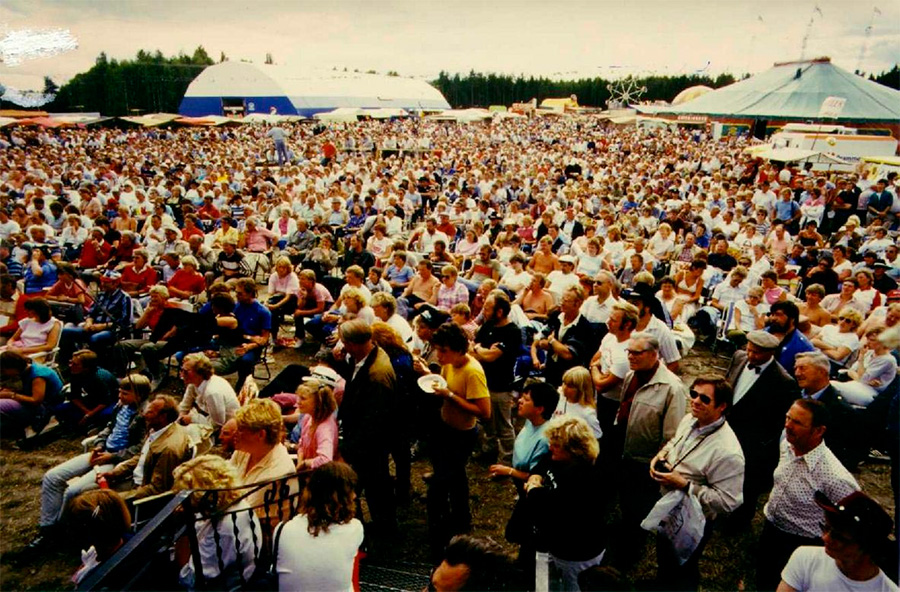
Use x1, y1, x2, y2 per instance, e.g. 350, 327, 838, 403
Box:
313, 107, 366, 123
426, 108, 493, 123
364, 108, 409, 119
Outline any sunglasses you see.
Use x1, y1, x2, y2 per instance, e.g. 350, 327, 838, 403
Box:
689, 389, 713, 405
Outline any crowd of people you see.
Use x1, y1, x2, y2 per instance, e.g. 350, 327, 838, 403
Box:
1, 115, 899, 591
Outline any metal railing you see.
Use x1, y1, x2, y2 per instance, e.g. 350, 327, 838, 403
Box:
79, 474, 304, 592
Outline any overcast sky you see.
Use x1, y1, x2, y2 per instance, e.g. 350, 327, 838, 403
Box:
1, 0, 898, 93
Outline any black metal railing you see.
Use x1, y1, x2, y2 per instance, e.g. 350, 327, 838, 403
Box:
79, 474, 304, 592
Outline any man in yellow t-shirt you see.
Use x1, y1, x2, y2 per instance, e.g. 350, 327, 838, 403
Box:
426, 323, 491, 559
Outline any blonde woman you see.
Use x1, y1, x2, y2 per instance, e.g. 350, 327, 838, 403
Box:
812, 308, 863, 364
296, 379, 338, 472
837, 327, 899, 407
524, 416, 605, 591
173, 455, 259, 591
231, 399, 296, 510
553, 366, 602, 439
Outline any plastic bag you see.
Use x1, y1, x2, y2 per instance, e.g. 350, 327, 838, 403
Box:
640, 489, 706, 564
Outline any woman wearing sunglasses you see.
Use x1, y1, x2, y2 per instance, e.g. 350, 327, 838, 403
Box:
648, 377, 745, 591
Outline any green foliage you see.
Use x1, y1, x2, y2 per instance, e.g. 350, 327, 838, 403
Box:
431, 70, 739, 109
43, 76, 59, 96
47, 47, 214, 115
869, 65, 900, 90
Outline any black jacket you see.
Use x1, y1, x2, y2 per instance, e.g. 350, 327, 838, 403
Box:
724, 351, 798, 483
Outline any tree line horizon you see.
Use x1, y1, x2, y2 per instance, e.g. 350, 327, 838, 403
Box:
5, 46, 899, 117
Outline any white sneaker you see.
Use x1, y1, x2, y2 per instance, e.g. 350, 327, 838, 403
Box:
293, 339, 304, 350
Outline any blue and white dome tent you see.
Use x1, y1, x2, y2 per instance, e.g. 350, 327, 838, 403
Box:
179, 61, 450, 117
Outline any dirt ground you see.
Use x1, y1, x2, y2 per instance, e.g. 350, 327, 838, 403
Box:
0, 344, 894, 591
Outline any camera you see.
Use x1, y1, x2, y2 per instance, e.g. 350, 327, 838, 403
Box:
653, 459, 672, 474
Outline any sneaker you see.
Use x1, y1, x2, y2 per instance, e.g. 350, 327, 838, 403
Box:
292, 338, 304, 350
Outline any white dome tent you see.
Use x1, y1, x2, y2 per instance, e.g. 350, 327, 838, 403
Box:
179, 61, 450, 117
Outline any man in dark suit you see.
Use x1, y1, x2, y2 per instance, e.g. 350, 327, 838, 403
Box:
560, 207, 584, 242
724, 331, 799, 526
336, 319, 398, 538
793, 350, 861, 469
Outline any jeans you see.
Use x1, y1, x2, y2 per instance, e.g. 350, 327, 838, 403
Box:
274, 140, 289, 166
304, 314, 337, 344
40, 452, 115, 526
480, 390, 515, 464
60, 327, 115, 365
212, 346, 261, 392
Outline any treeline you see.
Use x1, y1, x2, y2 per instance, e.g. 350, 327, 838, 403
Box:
46, 47, 216, 116
19, 48, 900, 116
431, 70, 741, 108
869, 65, 900, 90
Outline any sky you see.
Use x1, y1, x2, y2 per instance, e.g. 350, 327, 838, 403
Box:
0, 0, 898, 93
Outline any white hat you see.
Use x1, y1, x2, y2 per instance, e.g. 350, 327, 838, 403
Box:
302, 366, 341, 388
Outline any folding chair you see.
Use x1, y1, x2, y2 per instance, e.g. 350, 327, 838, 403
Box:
27, 318, 63, 368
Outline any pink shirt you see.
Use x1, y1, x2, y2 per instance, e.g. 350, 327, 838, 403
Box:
268, 271, 300, 296
299, 413, 338, 470
244, 228, 277, 252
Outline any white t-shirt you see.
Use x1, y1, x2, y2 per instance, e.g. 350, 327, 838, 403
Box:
597, 333, 630, 401
818, 324, 861, 362
277, 515, 364, 592
553, 398, 602, 439
781, 546, 898, 592
546, 270, 580, 297
387, 313, 415, 344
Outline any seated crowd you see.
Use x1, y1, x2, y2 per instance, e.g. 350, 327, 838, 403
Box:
1, 118, 898, 591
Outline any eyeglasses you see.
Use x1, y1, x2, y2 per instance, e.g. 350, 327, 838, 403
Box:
689, 389, 713, 405
838, 317, 852, 323
626, 349, 651, 356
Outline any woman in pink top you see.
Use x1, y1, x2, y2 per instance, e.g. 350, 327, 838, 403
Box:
267, 256, 300, 342
296, 380, 338, 472
760, 270, 788, 305
2, 298, 60, 359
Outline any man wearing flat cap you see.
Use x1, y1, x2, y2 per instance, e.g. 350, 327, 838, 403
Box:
59, 270, 133, 365
724, 330, 799, 526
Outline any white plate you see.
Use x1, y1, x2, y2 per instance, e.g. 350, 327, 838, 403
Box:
417, 374, 447, 393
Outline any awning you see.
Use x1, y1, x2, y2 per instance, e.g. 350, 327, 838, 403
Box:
174, 115, 243, 126
119, 113, 181, 127
743, 145, 850, 165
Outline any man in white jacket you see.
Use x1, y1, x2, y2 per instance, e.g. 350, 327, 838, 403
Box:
649, 377, 745, 590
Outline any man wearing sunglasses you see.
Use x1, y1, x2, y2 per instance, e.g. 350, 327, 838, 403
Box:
648, 377, 745, 590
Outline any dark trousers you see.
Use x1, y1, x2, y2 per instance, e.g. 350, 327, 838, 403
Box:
756, 520, 822, 591
656, 521, 715, 591
427, 421, 477, 557
618, 458, 662, 561
267, 294, 297, 337
258, 364, 309, 399
343, 446, 397, 537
